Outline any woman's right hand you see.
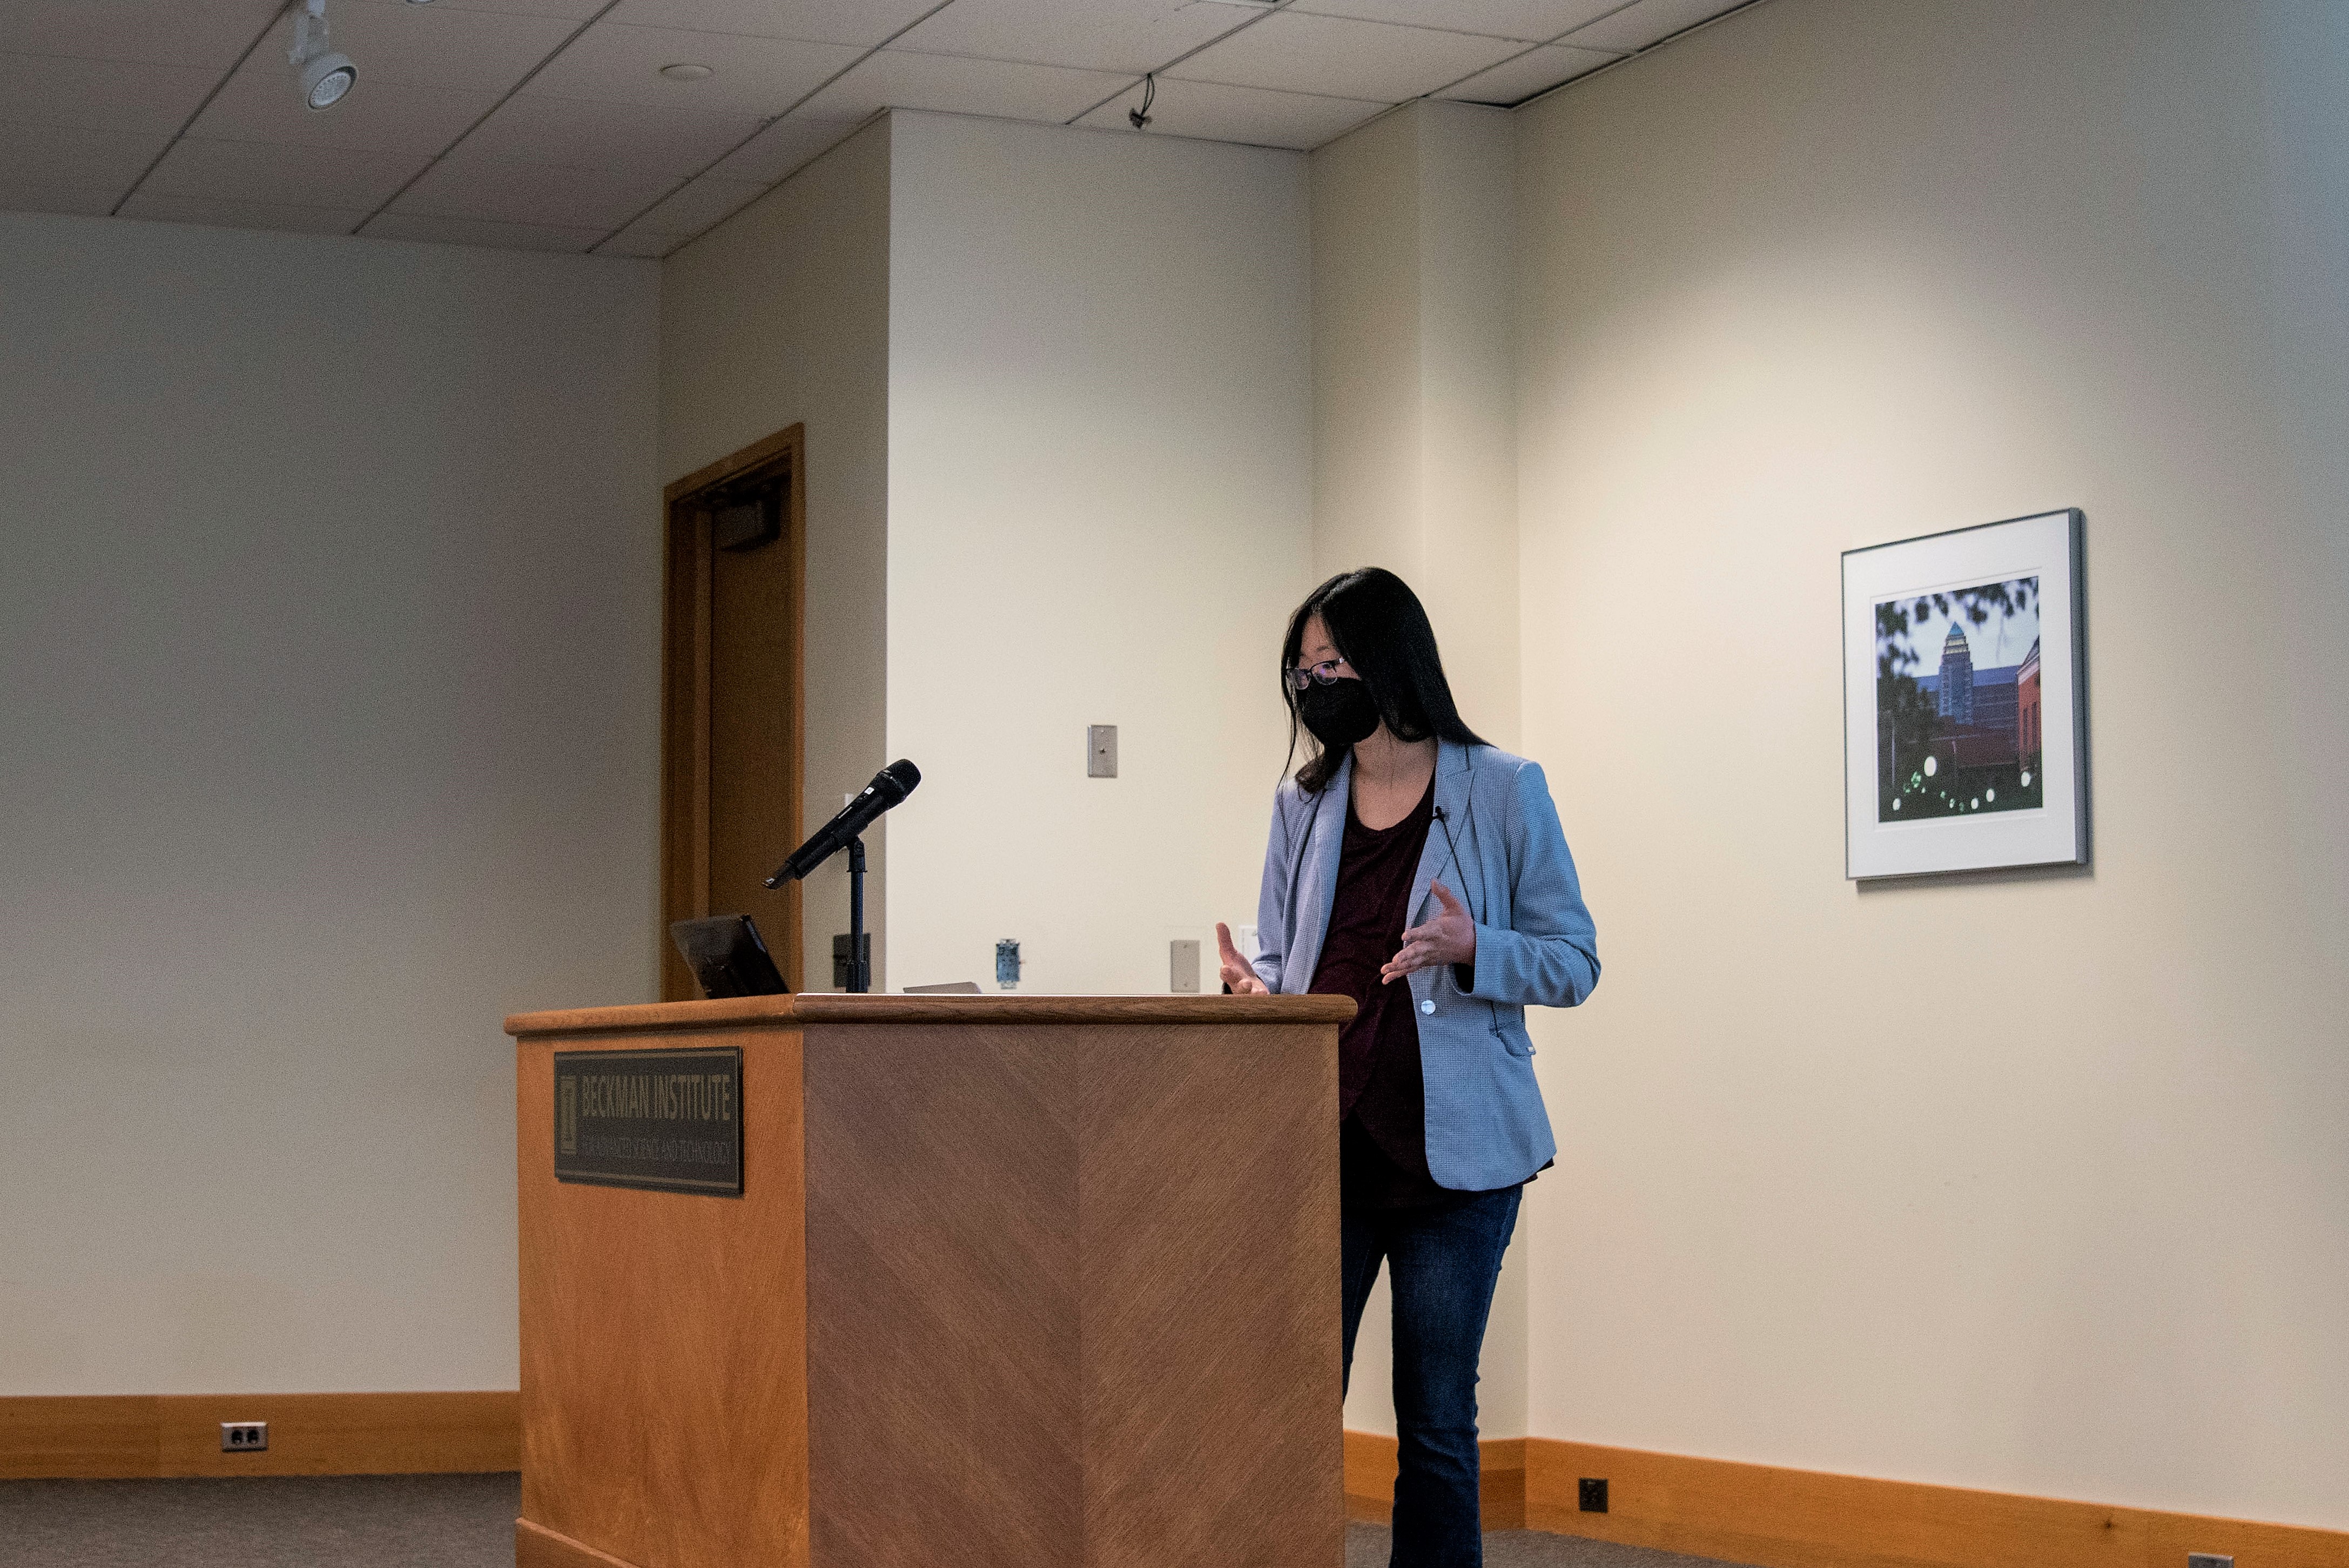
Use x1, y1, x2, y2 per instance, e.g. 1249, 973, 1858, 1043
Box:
1215, 923, 1268, 994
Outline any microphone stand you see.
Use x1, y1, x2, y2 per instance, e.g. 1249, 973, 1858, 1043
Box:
845, 836, 869, 994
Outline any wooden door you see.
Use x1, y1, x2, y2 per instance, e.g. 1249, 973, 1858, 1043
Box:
660, 426, 806, 1000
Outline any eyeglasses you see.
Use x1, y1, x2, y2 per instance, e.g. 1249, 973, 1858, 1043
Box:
1284, 660, 1349, 691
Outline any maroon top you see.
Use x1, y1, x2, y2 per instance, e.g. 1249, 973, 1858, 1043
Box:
1308, 773, 1457, 1209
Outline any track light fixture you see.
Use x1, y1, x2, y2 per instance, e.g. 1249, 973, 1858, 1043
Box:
290, 0, 356, 111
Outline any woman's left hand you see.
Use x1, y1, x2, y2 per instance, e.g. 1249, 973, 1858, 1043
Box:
1381, 883, 1476, 985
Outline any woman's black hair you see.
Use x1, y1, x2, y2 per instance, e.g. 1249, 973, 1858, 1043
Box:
1282, 567, 1487, 792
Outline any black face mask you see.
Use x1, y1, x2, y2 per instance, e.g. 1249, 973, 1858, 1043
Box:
1295, 678, 1381, 749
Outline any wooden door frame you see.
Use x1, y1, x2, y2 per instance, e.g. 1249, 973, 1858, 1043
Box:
659, 423, 806, 1000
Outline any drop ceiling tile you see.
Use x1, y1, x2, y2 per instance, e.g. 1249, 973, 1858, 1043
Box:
357, 3, 585, 91
0, 0, 284, 71
117, 191, 371, 234
606, 0, 943, 48
1074, 77, 1384, 150
521, 23, 862, 116
1169, 11, 1520, 102
465, 93, 764, 177
704, 110, 866, 183
0, 122, 170, 189
630, 171, 766, 234
596, 222, 687, 258
798, 49, 1132, 124
354, 0, 608, 18
259, 2, 583, 95
392, 151, 678, 227
1560, 0, 1742, 52
1436, 41, 1616, 103
189, 64, 502, 157
0, 52, 220, 136
893, 0, 1250, 75
1290, 0, 1624, 43
140, 137, 430, 208
0, 180, 125, 217
362, 210, 609, 250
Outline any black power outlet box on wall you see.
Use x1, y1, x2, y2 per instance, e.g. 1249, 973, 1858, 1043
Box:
1579, 1477, 1608, 1513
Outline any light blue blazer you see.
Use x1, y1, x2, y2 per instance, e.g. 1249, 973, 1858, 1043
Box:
1252, 740, 1599, 1191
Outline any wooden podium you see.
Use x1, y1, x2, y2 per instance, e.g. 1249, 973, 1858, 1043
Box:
506, 993, 1354, 1568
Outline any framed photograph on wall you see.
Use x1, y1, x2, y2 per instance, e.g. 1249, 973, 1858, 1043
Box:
1842, 509, 2088, 879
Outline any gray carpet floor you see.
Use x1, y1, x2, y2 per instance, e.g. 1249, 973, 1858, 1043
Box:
1345, 1522, 1751, 1568
0, 1474, 1755, 1567
0, 1475, 521, 1567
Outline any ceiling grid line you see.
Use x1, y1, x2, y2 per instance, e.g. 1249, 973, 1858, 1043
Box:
1058, 1, 1625, 161
584, 0, 966, 257
106, 4, 296, 218
1055, 0, 1304, 131
346, 0, 633, 239
1154, 0, 1648, 122
1401, 0, 1650, 111
1509, 0, 1771, 108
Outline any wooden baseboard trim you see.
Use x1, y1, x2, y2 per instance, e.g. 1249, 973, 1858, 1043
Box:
515, 1517, 644, 1568
1346, 1431, 2349, 1567
0, 1391, 518, 1479
10, 1395, 2336, 1565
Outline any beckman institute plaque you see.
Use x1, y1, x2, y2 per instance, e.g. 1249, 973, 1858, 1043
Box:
553, 1047, 743, 1195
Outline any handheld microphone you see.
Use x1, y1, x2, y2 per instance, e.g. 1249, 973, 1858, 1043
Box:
764, 759, 921, 886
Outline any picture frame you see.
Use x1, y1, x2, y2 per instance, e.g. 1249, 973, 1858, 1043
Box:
1842, 509, 2088, 879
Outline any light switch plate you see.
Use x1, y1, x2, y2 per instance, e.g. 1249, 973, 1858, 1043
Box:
1087, 724, 1117, 777
1169, 938, 1200, 993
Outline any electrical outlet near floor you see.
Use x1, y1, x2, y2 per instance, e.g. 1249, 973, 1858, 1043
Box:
2186, 1556, 2233, 1568
220, 1421, 267, 1452
1579, 1477, 1608, 1512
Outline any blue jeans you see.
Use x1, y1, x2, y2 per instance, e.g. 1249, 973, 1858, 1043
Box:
1340, 1186, 1523, 1568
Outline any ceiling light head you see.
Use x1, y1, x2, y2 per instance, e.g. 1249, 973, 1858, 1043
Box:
659, 62, 714, 82
290, 0, 355, 111
301, 50, 357, 109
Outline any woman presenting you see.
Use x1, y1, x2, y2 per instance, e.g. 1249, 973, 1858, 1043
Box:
1215, 567, 1599, 1567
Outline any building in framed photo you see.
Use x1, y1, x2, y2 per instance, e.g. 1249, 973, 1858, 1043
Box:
1875, 576, 2040, 820
1842, 510, 2088, 879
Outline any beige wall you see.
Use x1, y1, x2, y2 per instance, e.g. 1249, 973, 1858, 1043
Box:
0, 213, 659, 1394
1312, 98, 1530, 1439
882, 112, 1315, 995
1515, 0, 2348, 1529
1313, 102, 1521, 748
661, 109, 1319, 999
1313, 109, 1423, 583
661, 122, 893, 989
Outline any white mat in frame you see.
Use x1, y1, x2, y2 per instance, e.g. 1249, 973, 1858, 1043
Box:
1842, 508, 2087, 880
